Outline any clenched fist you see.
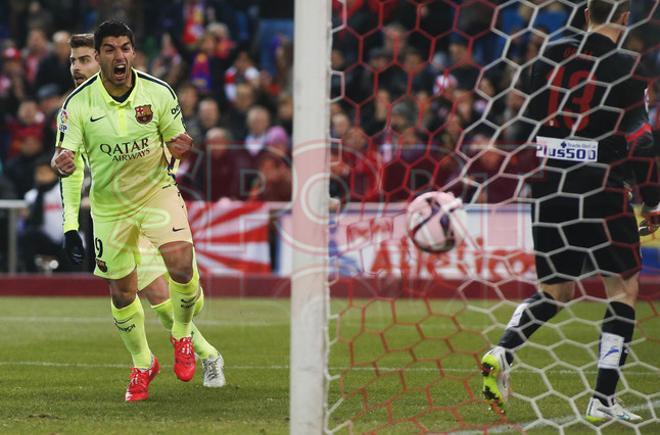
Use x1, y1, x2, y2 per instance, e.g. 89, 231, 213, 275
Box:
51, 148, 76, 177
166, 133, 193, 159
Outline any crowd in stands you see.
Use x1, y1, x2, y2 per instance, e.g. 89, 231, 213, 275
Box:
0, 0, 657, 271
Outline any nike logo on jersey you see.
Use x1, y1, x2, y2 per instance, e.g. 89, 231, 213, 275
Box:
172, 227, 185, 232
90, 115, 106, 122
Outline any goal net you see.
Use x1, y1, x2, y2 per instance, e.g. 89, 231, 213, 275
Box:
303, 0, 660, 433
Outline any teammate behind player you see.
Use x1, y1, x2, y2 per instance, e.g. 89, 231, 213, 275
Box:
61, 33, 225, 396
51, 22, 221, 401
480, 0, 658, 423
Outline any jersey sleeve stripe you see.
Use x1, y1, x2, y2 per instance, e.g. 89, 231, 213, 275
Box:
62, 75, 98, 110
136, 71, 176, 99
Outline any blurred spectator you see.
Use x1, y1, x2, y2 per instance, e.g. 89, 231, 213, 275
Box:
264, 125, 290, 157
250, 126, 292, 201
382, 22, 408, 57
331, 112, 351, 140
0, 46, 28, 121
18, 155, 66, 272
445, 35, 480, 91
26, 1, 54, 37
5, 128, 46, 198
207, 22, 236, 61
272, 37, 293, 96
225, 49, 259, 102
377, 98, 418, 163
169, 28, 229, 104
380, 127, 437, 201
223, 82, 255, 140
36, 83, 62, 153
35, 30, 72, 95
331, 126, 378, 202
197, 97, 222, 138
438, 112, 465, 153
403, 47, 435, 95
275, 92, 293, 136
249, 151, 291, 201
151, 33, 186, 88
244, 105, 270, 156
362, 89, 390, 136
7, 99, 44, 159
182, 127, 254, 201
348, 47, 406, 104
177, 82, 203, 145
464, 133, 518, 204
23, 28, 49, 90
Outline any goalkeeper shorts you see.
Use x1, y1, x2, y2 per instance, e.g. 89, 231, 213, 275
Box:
531, 194, 641, 284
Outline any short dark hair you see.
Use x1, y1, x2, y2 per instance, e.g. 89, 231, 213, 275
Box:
588, 0, 630, 24
69, 33, 94, 50
94, 20, 134, 52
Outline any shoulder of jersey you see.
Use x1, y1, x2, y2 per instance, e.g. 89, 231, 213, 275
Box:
544, 35, 581, 55
136, 70, 177, 100
62, 73, 99, 109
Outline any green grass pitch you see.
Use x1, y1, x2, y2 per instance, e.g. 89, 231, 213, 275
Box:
0, 296, 658, 434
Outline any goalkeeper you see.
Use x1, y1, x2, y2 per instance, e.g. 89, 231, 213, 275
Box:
481, 0, 658, 423
51, 23, 224, 401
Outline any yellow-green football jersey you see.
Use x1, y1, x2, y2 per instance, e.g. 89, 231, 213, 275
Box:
57, 69, 185, 220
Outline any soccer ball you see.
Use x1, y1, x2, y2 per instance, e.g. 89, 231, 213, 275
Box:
406, 191, 468, 253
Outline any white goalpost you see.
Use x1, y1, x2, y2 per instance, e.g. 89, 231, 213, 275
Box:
290, 0, 331, 433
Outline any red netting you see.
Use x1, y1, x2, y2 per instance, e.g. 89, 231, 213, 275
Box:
326, 0, 659, 433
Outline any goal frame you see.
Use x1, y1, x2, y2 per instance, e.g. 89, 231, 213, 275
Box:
290, 0, 332, 433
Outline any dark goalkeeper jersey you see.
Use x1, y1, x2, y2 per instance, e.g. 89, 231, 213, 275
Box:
526, 32, 659, 209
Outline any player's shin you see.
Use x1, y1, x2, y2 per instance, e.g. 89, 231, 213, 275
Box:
111, 297, 152, 369
169, 266, 200, 339
594, 302, 635, 405
497, 291, 560, 365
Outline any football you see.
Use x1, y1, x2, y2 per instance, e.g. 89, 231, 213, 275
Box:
406, 191, 468, 253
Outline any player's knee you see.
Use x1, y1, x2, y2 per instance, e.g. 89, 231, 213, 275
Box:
170, 264, 194, 284
540, 282, 574, 303
167, 256, 194, 283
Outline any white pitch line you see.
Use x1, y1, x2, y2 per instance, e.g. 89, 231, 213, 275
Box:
0, 316, 287, 327
452, 400, 660, 434
0, 360, 656, 377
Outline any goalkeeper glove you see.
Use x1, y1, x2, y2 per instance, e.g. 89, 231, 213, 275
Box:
639, 203, 660, 236
64, 230, 85, 264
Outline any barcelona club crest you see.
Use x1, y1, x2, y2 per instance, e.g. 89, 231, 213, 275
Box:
135, 104, 153, 124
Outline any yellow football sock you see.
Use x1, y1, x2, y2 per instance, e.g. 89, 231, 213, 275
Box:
169, 267, 199, 339
111, 297, 152, 369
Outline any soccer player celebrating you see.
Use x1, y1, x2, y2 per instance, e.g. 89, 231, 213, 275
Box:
480, 0, 658, 422
52, 22, 224, 401
61, 33, 225, 396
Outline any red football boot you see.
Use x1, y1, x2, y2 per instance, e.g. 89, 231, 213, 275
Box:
125, 356, 160, 402
170, 336, 196, 381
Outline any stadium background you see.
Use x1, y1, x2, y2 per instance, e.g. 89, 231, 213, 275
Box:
0, 0, 658, 433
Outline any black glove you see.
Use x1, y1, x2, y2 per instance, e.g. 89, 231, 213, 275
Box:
64, 230, 85, 264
